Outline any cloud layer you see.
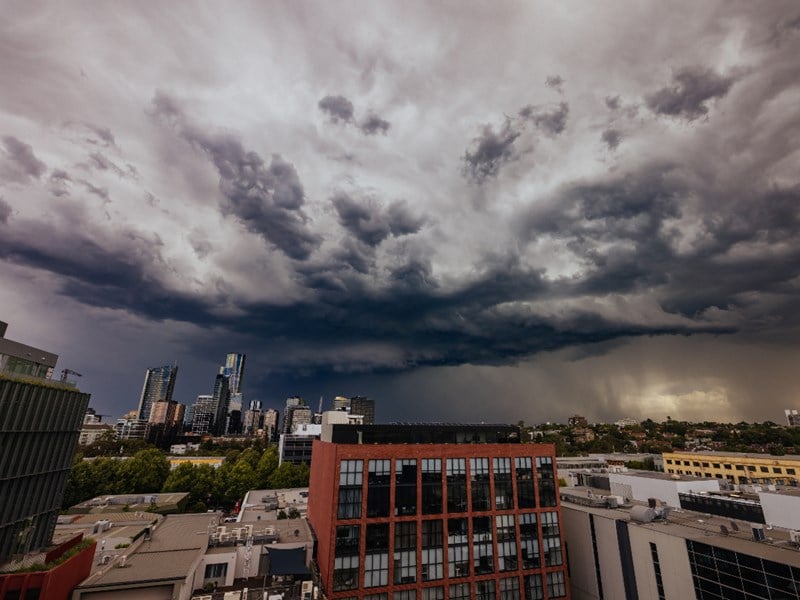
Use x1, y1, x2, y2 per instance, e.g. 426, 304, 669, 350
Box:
1, 2, 799, 422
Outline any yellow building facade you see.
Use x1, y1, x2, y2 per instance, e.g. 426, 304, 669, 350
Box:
663, 450, 800, 485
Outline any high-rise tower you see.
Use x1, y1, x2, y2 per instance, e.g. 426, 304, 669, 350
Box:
136, 364, 178, 422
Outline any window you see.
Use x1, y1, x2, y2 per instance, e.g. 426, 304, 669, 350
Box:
473, 516, 494, 575
368, 459, 391, 518
447, 518, 469, 578
515, 457, 536, 508
447, 458, 468, 513
524, 574, 544, 600
665, 459, 673, 464
338, 460, 363, 519
394, 521, 416, 584
519, 513, 539, 569
365, 523, 389, 588
393, 592, 416, 600
449, 583, 470, 600
747, 465, 756, 472
494, 457, 514, 510
773, 467, 783, 474
475, 579, 496, 600
736, 465, 744, 470
500, 576, 521, 600
470, 458, 490, 511
204, 562, 228, 579
536, 456, 556, 506
546, 571, 567, 597
333, 555, 359, 591
364, 595, 388, 600
683, 460, 690, 466
497, 514, 518, 572
650, 542, 665, 600
702, 462, 709, 467
335, 525, 360, 554
421, 520, 444, 581
422, 459, 443, 514
787, 468, 796, 475
693, 461, 700, 467
760, 466, 769, 473
724, 463, 732, 469
541, 511, 562, 566
395, 459, 417, 516
421, 587, 443, 600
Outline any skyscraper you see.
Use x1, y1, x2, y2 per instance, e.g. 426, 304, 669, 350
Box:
136, 364, 178, 422
223, 352, 246, 396
211, 369, 230, 436
349, 396, 375, 424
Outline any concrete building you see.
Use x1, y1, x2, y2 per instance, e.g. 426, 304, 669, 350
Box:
608, 471, 721, 508
786, 409, 800, 427
1, 359, 91, 563
283, 401, 312, 436
663, 450, 800, 486
349, 396, 375, 425
114, 418, 148, 440
561, 486, 800, 600
78, 422, 114, 446
190, 395, 215, 436
136, 364, 178, 422
279, 423, 322, 466
0, 320, 58, 380
308, 423, 570, 600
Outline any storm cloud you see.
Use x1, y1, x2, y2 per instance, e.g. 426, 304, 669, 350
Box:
318, 95, 355, 123
646, 66, 736, 120
1, 136, 46, 182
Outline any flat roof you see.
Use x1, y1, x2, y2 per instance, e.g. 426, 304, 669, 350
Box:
326, 423, 521, 444
612, 470, 711, 482
561, 487, 800, 567
667, 450, 800, 462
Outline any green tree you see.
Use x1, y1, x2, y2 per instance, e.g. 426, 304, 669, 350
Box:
62, 456, 96, 508
162, 462, 219, 509
238, 448, 261, 470
217, 460, 258, 506
256, 447, 279, 488
119, 448, 170, 493
267, 462, 310, 489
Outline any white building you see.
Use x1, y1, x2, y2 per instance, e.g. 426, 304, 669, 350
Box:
609, 471, 720, 508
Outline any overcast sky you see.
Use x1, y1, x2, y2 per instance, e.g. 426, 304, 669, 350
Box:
2, 2, 799, 424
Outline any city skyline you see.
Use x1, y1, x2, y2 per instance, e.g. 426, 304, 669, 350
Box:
1, 2, 799, 423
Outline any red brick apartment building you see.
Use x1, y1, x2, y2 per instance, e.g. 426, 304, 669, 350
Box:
307, 424, 570, 600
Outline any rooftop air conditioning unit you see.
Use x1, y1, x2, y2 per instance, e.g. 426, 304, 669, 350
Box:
789, 530, 800, 545
117, 555, 128, 567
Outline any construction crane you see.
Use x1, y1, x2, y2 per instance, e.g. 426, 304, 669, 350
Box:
60, 368, 83, 382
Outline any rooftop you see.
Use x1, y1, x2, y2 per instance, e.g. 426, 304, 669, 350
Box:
668, 450, 800, 461
324, 423, 521, 444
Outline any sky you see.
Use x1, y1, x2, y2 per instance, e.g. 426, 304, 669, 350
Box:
1, 2, 799, 424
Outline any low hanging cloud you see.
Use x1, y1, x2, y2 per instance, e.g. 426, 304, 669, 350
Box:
645, 66, 736, 121
152, 91, 320, 261
463, 120, 522, 183
0, 197, 10, 223
545, 74, 565, 93
48, 169, 72, 197
0, 136, 47, 183
332, 192, 425, 247
359, 114, 390, 136
318, 95, 354, 123
519, 101, 569, 135
601, 128, 622, 150
318, 94, 391, 136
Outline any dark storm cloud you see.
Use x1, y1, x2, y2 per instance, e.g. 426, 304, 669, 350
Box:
87, 151, 126, 177
0, 197, 10, 223
78, 179, 110, 202
359, 113, 391, 136
151, 92, 320, 261
601, 128, 622, 150
519, 101, 569, 135
463, 120, 522, 183
645, 66, 736, 121
545, 75, 565, 93
63, 121, 118, 148
318, 95, 354, 123
332, 192, 425, 247
605, 95, 621, 110
0, 135, 47, 182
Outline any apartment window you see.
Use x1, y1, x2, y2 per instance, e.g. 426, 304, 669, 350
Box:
713, 463, 721, 469
204, 563, 227, 579
395, 459, 417, 516
365, 523, 389, 588
335, 525, 360, 555
702, 462, 710, 467
546, 571, 567, 597
446, 458, 468, 513
364, 595, 388, 600
473, 516, 494, 574
494, 457, 514, 510
524, 574, 544, 600
368, 459, 391, 518
519, 513, 540, 569
422, 459, 443, 515
736, 465, 745, 471
536, 456, 557, 506
747, 466, 756, 472
683, 460, 691, 466
773, 467, 782, 474
760, 466, 769, 473
541, 511, 562, 566
787, 468, 796, 475
333, 555, 359, 591
648, 542, 666, 600
394, 521, 416, 584
693, 461, 700, 467
665, 459, 673, 464
393, 592, 416, 600
421, 587, 444, 600
470, 458, 491, 511
338, 460, 363, 519
475, 579, 496, 600
497, 514, 518, 572
421, 520, 444, 581
449, 583, 471, 600
447, 518, 469, 578
500, 576, 521, 600
724, 463, 732, 469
